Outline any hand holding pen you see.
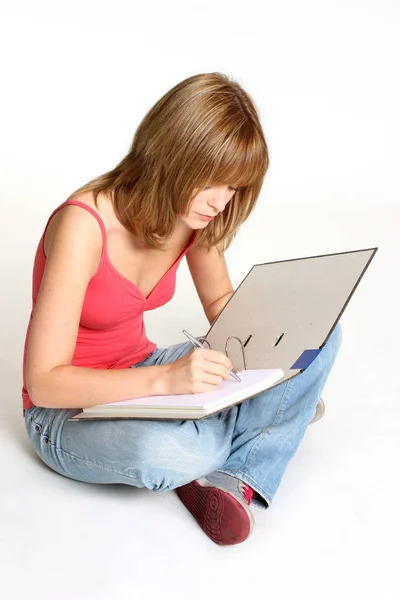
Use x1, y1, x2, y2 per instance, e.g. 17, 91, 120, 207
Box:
182, 329, 242, 382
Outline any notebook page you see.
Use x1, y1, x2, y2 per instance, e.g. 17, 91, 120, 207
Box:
84, 369, 284, 412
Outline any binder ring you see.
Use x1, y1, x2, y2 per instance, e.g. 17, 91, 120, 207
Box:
225, 335, 247, 371
196, 337, 211, 349
196, 335, 248, 371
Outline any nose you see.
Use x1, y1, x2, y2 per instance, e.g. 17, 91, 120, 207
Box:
208, 187, 231, 213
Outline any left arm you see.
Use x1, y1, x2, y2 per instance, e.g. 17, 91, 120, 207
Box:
186, 244, 234, 326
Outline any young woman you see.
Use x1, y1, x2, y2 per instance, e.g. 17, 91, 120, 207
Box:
22, 72, 342, 546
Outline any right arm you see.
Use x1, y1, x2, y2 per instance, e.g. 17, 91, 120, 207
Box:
26, 206, 233, 409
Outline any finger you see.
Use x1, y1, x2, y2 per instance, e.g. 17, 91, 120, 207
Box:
202, 367, 231, 384
202, 362, 231, 380
200, 372, 225, 386
202, 349, 233, 369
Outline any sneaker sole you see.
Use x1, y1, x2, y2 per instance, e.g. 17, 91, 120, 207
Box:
176, 479, 254, 545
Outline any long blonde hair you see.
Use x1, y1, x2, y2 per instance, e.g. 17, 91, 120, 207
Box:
67, 72, 269, 252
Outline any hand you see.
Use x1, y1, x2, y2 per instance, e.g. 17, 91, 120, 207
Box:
161, 347, 234, 395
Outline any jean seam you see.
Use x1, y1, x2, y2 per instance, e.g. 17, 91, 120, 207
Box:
222, 376, 293, 481
28, 419, 57, 447
51, 445, 147, 482
29, 420, 139, 478
270, 376, 294, 428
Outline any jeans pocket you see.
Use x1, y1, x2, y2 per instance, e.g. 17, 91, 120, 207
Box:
25, 407, 40, 435
26, 408, 53, 450
31, 427, 57, 474
27, 417, 43, 455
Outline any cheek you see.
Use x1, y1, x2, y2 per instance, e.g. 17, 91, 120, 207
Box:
191, 196, 206, 212
186, 190, 208, 215
191, 201, 199, 213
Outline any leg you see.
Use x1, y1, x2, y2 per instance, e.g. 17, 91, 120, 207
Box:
216, 322, 343, 509
23, 340, 237, 491
24, 404, 237, 490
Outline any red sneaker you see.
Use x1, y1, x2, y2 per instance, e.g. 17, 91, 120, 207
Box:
176, 472, 256, 545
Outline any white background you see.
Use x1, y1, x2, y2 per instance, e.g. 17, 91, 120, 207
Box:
0, 1, 399, 599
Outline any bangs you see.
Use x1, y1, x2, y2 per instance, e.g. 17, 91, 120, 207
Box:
203, 127, 268, 189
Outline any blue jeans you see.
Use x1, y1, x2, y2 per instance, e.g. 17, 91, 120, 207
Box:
24, 323, 342, 510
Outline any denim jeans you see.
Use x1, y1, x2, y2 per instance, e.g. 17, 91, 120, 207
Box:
24, 323, 342, 510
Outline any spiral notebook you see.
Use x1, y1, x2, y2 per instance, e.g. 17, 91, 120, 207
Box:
69, 246, 377, 423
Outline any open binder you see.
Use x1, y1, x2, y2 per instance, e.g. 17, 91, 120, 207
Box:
202, 246, 378, 384
69, 246, 378, 422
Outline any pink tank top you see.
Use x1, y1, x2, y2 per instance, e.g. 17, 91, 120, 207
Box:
22, 199, 198, 409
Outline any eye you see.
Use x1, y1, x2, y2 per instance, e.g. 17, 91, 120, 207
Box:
203, 185, 240, 191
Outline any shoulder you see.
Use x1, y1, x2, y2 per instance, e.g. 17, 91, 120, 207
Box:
43, 194, 105, 258
186, 243, 229, 278
186, 241, 223, 262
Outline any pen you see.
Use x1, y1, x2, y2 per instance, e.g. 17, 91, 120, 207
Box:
182, 329, 242, 382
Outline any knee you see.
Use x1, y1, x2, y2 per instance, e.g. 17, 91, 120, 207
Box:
327, 321, 342, 358
131, 428, 228, 492
318, 321, 342, 372
143, 451, 227, 492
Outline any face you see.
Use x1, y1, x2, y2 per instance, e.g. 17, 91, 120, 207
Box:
180, 184, 239, 229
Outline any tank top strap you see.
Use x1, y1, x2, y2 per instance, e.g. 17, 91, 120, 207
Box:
65, 199, 107, 239
41, 198, 108, 268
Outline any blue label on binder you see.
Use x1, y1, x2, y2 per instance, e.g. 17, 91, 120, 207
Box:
290, 349, 321, 370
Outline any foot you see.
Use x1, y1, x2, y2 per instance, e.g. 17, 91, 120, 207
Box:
309, 397, 325, 425
176, 471, 256, 545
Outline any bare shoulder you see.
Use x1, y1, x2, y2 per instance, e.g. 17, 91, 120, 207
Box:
43, 195, 104, 261
186, 244, 229, 281
186, 242, 223, 262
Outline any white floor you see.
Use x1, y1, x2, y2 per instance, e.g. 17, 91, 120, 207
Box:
1, 205, 399, 600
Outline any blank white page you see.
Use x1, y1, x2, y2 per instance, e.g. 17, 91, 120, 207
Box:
84, 369, 284, 412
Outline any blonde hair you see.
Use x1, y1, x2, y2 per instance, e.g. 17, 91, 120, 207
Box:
67, 72, 269, 252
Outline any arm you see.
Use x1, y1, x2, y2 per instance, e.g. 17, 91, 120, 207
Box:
186, 244, 234, 326
26, 206, 166, 409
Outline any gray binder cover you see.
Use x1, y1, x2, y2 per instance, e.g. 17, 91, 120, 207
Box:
201, 247, 378, 388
